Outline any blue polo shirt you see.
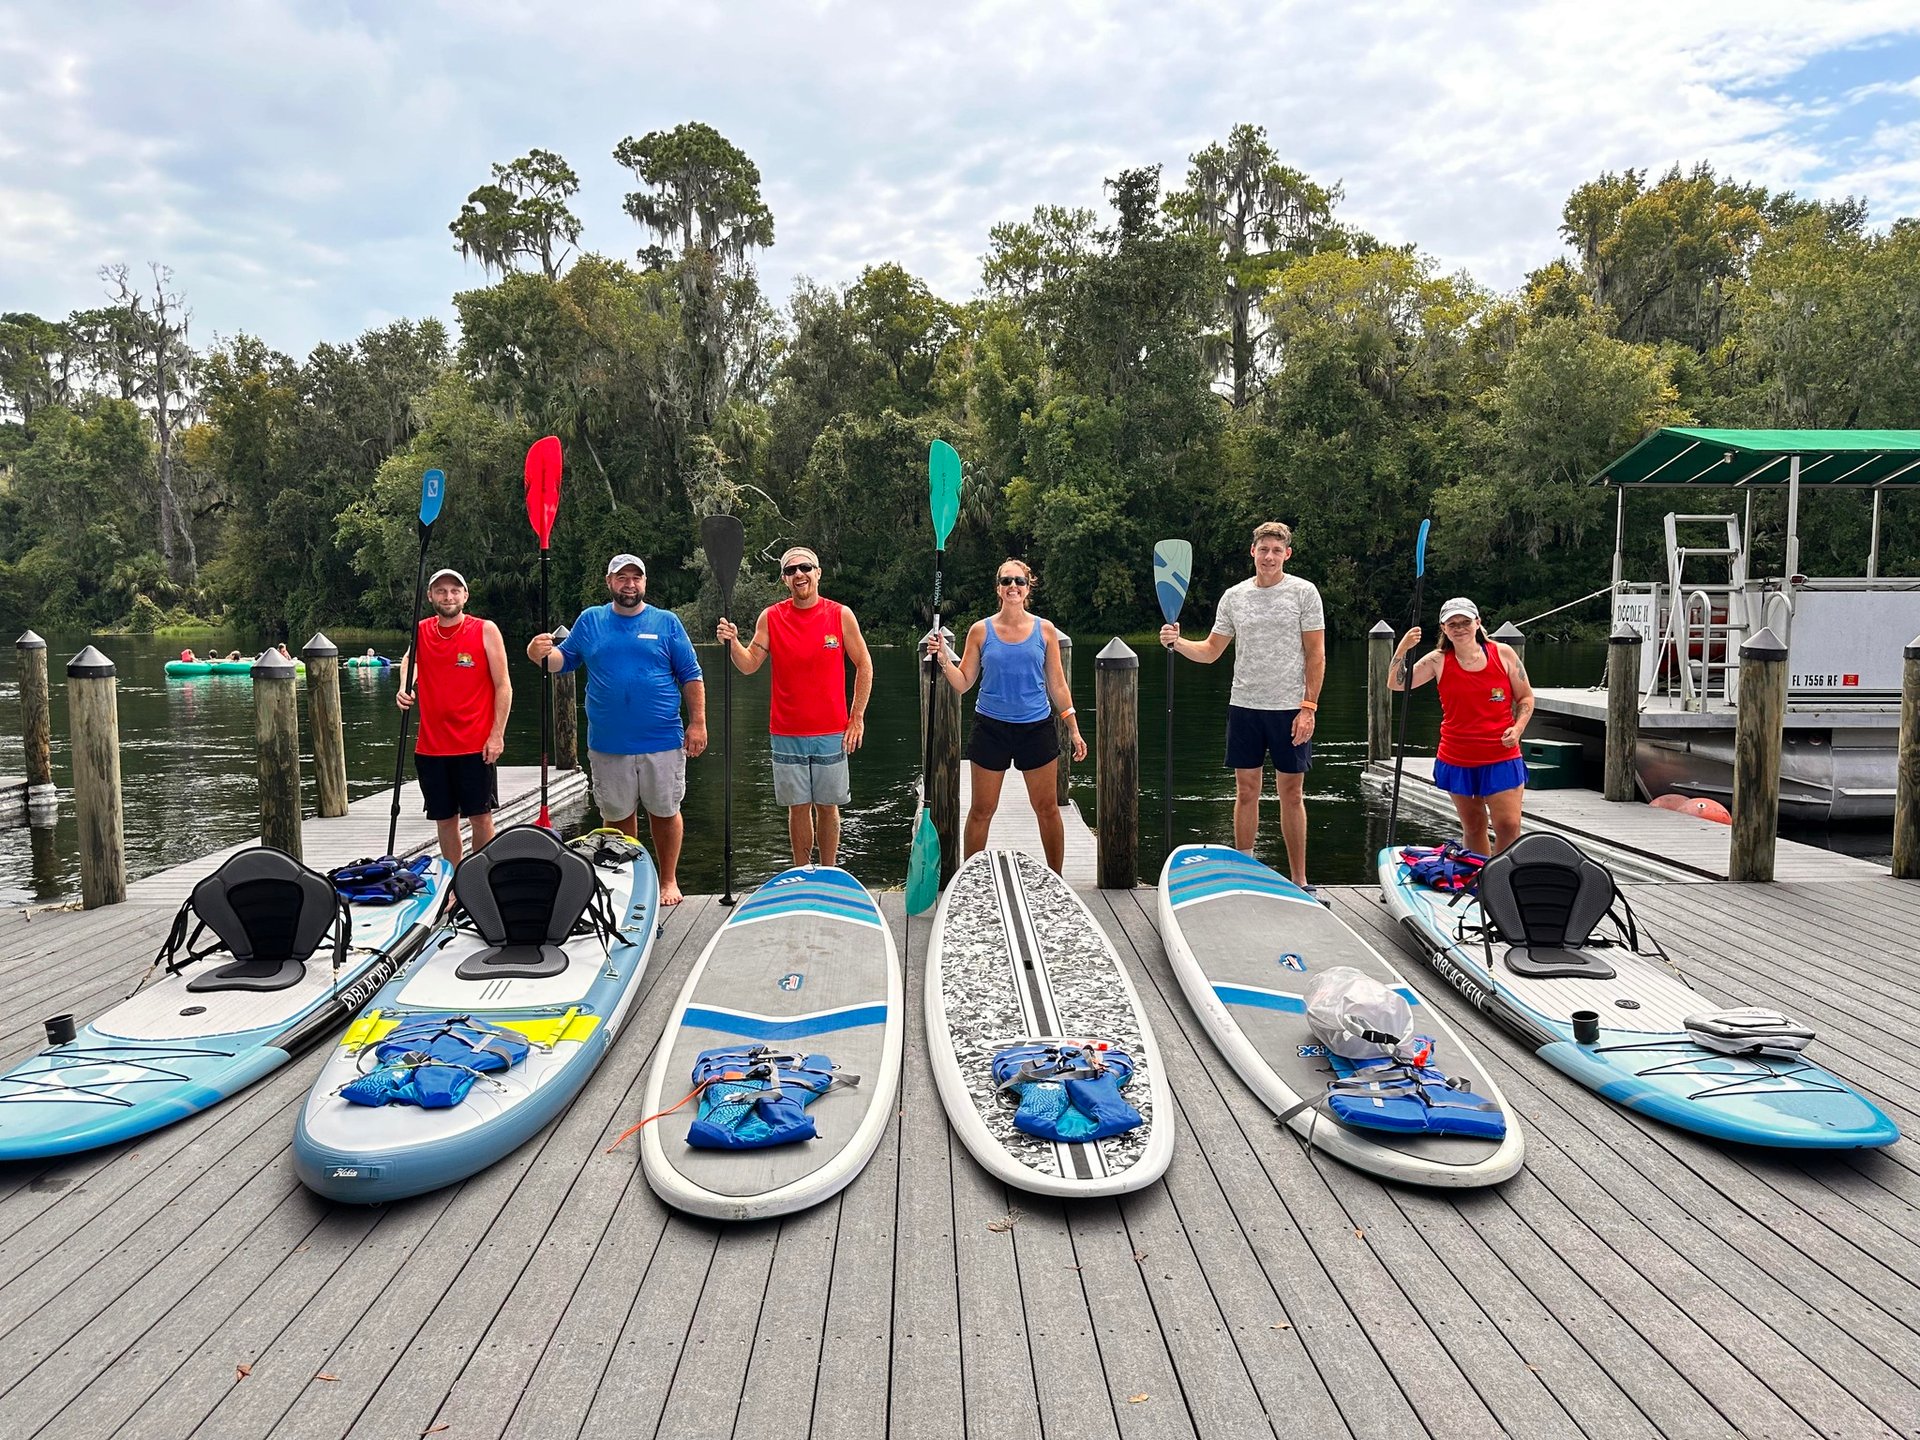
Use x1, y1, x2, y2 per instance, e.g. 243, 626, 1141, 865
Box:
555, 603, 703, 756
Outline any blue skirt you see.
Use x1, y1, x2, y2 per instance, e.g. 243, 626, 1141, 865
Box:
1432, 756, 1528, 799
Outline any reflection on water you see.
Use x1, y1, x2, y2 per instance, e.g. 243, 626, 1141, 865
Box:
5, 631, 1857, 904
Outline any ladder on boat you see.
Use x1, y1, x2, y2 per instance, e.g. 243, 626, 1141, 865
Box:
1655, 514, 1752, 709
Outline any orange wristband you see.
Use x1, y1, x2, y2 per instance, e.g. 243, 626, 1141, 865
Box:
1298, 699, 1318, 712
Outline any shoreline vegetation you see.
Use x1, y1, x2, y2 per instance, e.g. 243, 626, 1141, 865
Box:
5, 123, 1916, 649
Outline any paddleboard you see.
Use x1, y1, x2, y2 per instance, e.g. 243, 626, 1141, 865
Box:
1380, 843, 1900, 1149
1158, 845, 1523, 1185
925, 848, 1173, 1197
293, 829, 659, 1202
0, 857, 450, 1160
639, 866, 902, 1220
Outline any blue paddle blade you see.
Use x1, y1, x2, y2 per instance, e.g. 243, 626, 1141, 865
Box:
1153, 539, 1193, 624
906, 809, 941, 915
419, 469, 445, 527
928, 441, 962, 549
1414, 518, 1430, 578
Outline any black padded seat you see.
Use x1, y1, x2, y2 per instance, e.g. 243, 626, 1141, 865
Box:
1478, 834, 1619, 981
182, 851, 341, 993
452, 825, 597, 981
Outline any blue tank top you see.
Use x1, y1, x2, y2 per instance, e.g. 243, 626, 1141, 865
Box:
976, 618, 1051, 724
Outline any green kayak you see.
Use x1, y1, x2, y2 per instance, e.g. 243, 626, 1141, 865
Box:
165, 659, 306, 678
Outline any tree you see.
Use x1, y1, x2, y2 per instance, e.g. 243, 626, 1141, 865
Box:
848, 262, 956, 407
95, 264, 199, 583
449, 149, 583, 280
1166, 123, 1341, 408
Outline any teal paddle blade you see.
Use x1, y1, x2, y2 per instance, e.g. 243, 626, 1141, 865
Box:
929, 440, 962, 548
906, 808, 941, 915
1153, 539, 1192, 624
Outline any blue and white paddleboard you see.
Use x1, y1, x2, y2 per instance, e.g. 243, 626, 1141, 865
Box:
0, 861, 450, 1161
639, 866, 902, 1220
293, 841, 658, 1203
1159, 846, 1523, 1186
1379, 848, 1900, 1149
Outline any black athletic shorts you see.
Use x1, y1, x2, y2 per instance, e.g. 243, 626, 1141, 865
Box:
1225, 704, 1313, 774
966, 713, 1060, 773
416, 752, 497, 820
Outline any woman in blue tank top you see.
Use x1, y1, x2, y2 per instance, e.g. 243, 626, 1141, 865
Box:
926, 559, 1087, 875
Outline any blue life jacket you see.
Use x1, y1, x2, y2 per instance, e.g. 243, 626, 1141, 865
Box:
1400, 842, 1487, 892
992, 1041, 1142, 1143
686, 1045, 843, 1150
340, 1014, 530, 1109
328, 854, 435, 906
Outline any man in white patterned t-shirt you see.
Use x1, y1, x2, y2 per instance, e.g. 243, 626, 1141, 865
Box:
1159, 520, 1326, 890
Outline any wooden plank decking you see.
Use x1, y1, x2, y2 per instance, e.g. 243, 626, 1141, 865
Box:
0, 865, 1915, 1438
954, 763, 1097, 888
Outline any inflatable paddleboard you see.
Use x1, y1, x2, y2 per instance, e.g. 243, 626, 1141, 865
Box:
165, 659, 305, 678
293, 827, 659, 1202
638, 866, 902, 1220
0, 854, 449, 1160
1380, 836, 1899, 1149
1158, 846, 1522, 1186
925, 848, 1172, 1197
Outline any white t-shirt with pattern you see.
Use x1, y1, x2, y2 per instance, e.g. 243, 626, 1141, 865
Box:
1210, 573, 1325, 710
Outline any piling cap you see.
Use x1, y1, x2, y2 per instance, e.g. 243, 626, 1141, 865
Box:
552, 624, 570, 644
1491, 621, 1524, 643
1906, 633, 1920, 662
251, 649, 298, 679
65, 645, 115, 678
16, 630, 45, 651
1096, 637, 1138, 669
1609, 623, 1642, 646
301, 632, 338, 660
1739, 626, 1788, 662
1369, 620, 1394, 637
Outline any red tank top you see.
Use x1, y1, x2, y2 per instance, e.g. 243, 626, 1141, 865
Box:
767, 597, 849, 737
1436, 642, 1523, 767
413, 615, 496, 756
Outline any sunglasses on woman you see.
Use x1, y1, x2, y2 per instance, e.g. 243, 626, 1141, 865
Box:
783, 562, 816, 575
998, 575, 1030, 587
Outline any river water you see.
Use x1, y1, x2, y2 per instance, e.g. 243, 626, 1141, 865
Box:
5, 630, 1863, 905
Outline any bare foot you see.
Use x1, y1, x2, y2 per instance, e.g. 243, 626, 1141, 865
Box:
660, 878, 684, 906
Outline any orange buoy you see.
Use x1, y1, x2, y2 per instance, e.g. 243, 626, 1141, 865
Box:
1649, 794, 1690, 812
1681, 797, 1731, 824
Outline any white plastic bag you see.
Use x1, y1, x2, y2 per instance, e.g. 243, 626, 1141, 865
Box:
1303, 966, 1415, 1060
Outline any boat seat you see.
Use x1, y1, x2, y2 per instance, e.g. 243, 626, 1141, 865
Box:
177, 848, 344, 993
1478, 835, 1618, 982
453, 825, 597, 981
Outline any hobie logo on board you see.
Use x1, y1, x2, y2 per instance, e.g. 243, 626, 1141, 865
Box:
1298, 1043, 1327, 1059
1275, 952, 1305, 971
778, 972, 804, 992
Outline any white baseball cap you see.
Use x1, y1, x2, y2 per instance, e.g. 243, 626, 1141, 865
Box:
427, 568, 467, 589
1437, 597, 1480, 623
606, 553, 647, 576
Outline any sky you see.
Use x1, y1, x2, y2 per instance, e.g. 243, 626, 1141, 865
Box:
4, 0, 1920, 359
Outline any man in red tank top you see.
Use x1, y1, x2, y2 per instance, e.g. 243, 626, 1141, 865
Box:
398, 569, 513, 862
717, 545, 873, 867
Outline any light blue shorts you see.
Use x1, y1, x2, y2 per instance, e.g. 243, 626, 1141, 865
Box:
771, 733, 851, 807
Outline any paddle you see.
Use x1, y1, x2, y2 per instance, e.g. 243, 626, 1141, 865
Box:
1154, 539, 1193, 863
701, 513, 746, 905
385, 468, 446, 857
524, 436, 563, 829
907, 439, 963, 915
1385, 517, 1432, 851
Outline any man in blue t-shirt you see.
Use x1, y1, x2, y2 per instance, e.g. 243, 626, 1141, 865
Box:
527, 553, 707, 904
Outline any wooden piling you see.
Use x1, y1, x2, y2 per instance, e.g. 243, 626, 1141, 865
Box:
1053, 632, 1074, 807
253, 649, 304, 859
921, 628, 961, 882
302, 632, 347, 818
1730, 627, 1788, 883
66, 646, 125, 908
16, 630, 54, 814
1367, 620, 1394, 763
552, 624, 578, 770
1604, 624, 1642, 802
1095, 638, 1139, 889
1895, 634, 1920, 880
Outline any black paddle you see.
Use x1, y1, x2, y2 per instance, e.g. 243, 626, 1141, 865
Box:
386, 468, 445, 858
701, 514, 746, 905
1385, 518, 1432, 851
1154, 539, 1192, 863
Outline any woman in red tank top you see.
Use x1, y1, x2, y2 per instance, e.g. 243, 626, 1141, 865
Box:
1388, 597, 1535, 854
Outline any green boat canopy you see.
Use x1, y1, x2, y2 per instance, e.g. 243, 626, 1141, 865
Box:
1591, 428, 1920, 488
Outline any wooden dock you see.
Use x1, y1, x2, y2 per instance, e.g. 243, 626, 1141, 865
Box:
1367, 757, 1885, 883
1, 846, 1916, 1436
955, 763, 1097, 887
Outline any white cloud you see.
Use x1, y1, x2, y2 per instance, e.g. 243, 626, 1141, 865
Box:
0, 0, 1916, 355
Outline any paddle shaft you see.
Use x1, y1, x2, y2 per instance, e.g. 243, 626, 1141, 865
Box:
1163, 648, 1177, 860
921, 549, 945, 807
1384, 570, 1428, 850
385, 526, 433, 857
720, 574, 736, 905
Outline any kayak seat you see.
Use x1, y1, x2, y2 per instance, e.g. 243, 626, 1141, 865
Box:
1478, 834, 1618, 981
453, 825, 597, 981
177, 849, 344, 993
